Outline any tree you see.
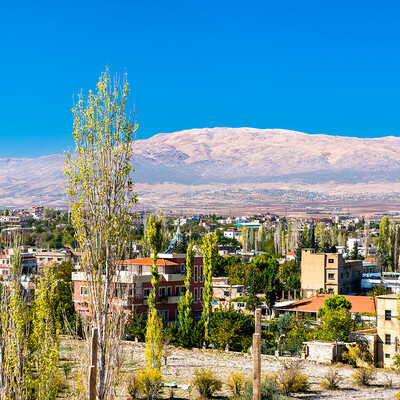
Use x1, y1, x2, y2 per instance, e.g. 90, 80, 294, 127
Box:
318, 294, 352, 317
64, 69, 137, 400
145, 214, 164, 370
201, 233, 218, 341
377, 216, 391, 271
3, 208, 9, 216
177, 242, 194, 347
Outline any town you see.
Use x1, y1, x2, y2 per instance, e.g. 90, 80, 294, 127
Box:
2, 203, 400, 398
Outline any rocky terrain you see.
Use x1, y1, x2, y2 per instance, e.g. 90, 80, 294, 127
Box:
2, 128, 400, 213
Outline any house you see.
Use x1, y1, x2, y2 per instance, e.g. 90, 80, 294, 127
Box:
274, 294, 376, 321
0, 249, 38, 278
72, 253, 205, 323
301, 249, 363, 297
212, 277, 245, 300
351, 294, 399, 368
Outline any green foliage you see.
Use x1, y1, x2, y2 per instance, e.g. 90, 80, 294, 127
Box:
239, 378, 284, 400
145, 309, 164, 370
225, 372, 247, 396
367, 285, 392, 296
318, 308, 353, 342
276, 312, 292, 336
209, 308, 254, 351
32, 266, 60, 399
279, 260, 300, 290
318, 295, 352, 317
350, 367, 376, 386
202, 233, 218, 340
177, 242, 194, 347
320, 367, 340, 390
125, 309, 146, 342
3, 208, 9, 216
192, 368, 223, 399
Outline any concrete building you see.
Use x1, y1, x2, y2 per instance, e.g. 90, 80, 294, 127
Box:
301, 249, 363, 297
72, 253, 205, 323
376, 294, 399, 368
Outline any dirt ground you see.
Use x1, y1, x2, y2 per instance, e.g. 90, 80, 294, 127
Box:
59, 339, 400, 399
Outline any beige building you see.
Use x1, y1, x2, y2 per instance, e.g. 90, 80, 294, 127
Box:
301, 249, 363, 297
377, 294, 399, 368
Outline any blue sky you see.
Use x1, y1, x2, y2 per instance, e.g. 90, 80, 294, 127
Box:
1, 0, 400, 157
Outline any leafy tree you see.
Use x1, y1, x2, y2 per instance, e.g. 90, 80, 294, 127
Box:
201, 233, 218, 340
125, 308, 146, 342
318, 294, 351, 317
145, 213, 164, 370
367, 285, 392, 296
3, 208, 9, 216
177, 242, 194, 347
377, 216, 391, 271
279, 260, 300, 290
32, 266, 60, 399
318, 308, 353, 342
64, 69, 137, 400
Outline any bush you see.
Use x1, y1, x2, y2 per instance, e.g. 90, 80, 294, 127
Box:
351, 368, 376, 387
225, 372, 247, 396
192, 368, 223, 398
138, 369, 163, 400
273, 361, 309, 395
127, 371, 142, 399
342, 344, 373, 368
320, 367, 340, 390
239, 378, 285, 400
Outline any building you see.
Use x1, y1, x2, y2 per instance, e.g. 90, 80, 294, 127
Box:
376, 294, 399, 368
72, 253, 205, 323
274, 294, 376, 321
36, 250, 75, 266
301, 249, 363, 297
0, 249, 38, 278
212, 277, 245, 300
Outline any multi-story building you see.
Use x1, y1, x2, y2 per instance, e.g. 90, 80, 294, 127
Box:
0, 249, 38, 278
376, 294, 399, 368
301, 249, 363, 297
35, 250, 75, 266
72, 253, 205, 323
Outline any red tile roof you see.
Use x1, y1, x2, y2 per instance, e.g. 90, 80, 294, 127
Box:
275, 294, 376, 314
121, 257, 178, 266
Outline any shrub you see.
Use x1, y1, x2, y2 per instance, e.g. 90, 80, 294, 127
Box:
320, 367, 340, 390
225, 372, 247, 396
273, 360, 309, 395
127, 371, 142, 399
138, 369, 163, 400
239, 378, 285, 400
192, 368, 222, 398
342, 344, 373, 368
351, 367, 376, 387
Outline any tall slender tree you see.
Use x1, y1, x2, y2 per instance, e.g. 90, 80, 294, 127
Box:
177, 242, 194, 346
201, 233, 218, 341
145, 213, 164, 370
64, 69, 137, 399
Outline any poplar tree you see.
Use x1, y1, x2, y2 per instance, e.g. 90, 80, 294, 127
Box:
0, 245, 33, 399
64, 69, 137, 399
145, 214, 164, 370
201, 233, 218, 341
177, 241, 194, 346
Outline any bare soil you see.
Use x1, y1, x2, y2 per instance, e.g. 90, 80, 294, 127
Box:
59, 339, 400, 399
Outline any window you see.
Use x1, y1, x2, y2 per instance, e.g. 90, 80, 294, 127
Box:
143, 288, 151, 298
194, 266, 198, 283
167, 287, 172, 297
175, 286, 180, 296
181, 263, 186, 273
200, 266, 204, 282
194, 288, 198, 303
328, 259, 334, 263
341, 273, 343, 278
328, 273, 335, 280
159, 287, 166, 297
363, 267, 366, 273
181, 286, 186, 295
80, 286, 88, 296
386, 334, 391, 345
200, 287, 204, 302
369, 267, 373, 273
385, 353, 391, 359
385, 310, 392, 321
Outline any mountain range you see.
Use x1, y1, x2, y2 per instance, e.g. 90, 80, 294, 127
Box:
2, 128, 400, 211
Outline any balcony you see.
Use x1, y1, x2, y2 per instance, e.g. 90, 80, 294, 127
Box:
160, 295, 181, 304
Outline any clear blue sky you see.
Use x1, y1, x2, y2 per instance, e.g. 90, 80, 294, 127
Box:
1, 0, 400, 157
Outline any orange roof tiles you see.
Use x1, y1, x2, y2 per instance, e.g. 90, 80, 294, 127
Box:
276, 294, 376, 314
121, 257, 178, 266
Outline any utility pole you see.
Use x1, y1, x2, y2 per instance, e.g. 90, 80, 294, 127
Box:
253, 308, 261, 400
89, 328, 98, 400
